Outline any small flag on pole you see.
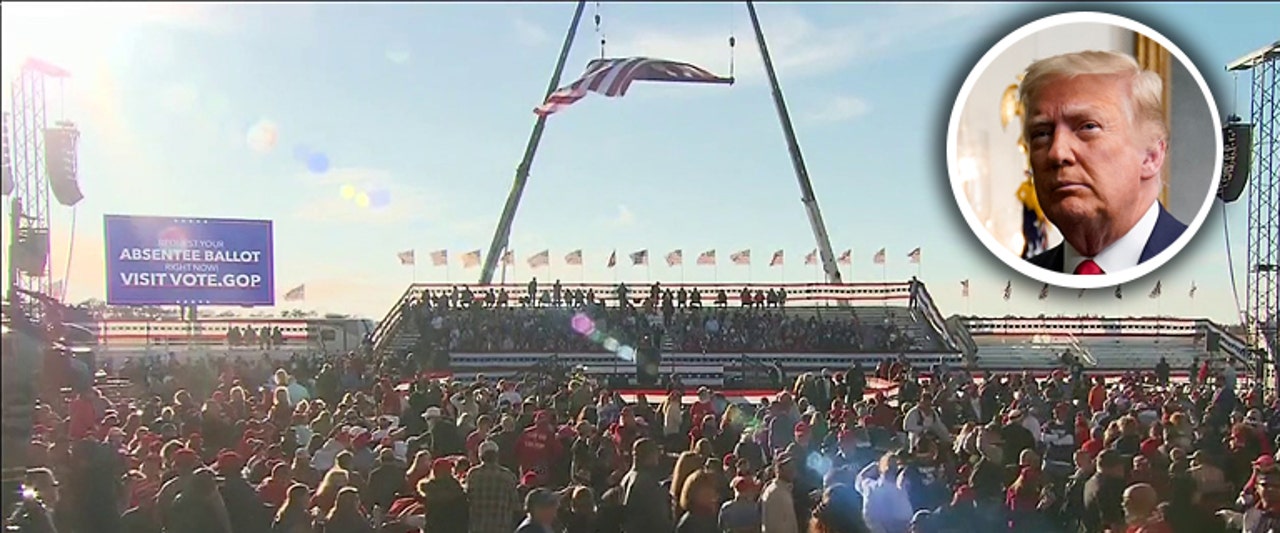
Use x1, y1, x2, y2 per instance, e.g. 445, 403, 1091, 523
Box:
960, 279, 969, 297
500, 250, 514, 266
873, 248, 886, 265
1114, 285, 1123, 299
1038, 283, 1049, 300
1002, 281, 1012, 301
731, 249, 751, 266
907, 247, 921, 264
528, 250, 550, 268
430, 250, 448, 267
397, 249, 416, 266
565, 250, 583, 266
462, 250, 482, 269
697, 250, 716, 265
607, 250, 617, 268
666, 249, 683, 267
838, 249, 852, 265
1148, 280, 1162, 299
770, 250, 783, 267
630, 250, 648, 266
805, 249, 818, 265
1078, 288, 1086, 298
284, 284, 306, 302
1189, 282, 1197, 299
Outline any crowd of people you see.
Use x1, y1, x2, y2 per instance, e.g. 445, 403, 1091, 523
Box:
4, 324, 1272, 533
405, 281, 923, 356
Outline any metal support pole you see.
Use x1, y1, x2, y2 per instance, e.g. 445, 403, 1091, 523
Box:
745, 1, 843, 285
479, 0, 588, 285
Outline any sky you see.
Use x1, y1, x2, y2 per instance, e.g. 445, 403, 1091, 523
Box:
0, 2, 1276, 324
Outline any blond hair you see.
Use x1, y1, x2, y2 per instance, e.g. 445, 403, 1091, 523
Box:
1020, 50, 1166, 141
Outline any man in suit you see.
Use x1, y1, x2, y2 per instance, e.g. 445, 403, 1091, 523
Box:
1019, 50, 1187, 275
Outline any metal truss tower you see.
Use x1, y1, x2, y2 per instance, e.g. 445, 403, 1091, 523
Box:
5, 59, 68, 310
1230, 42, 1280, 388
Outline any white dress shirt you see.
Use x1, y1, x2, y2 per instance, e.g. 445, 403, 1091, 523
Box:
1063, 200, 1160, 274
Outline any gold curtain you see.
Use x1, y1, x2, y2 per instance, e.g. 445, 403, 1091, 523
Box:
1135, 34, 1173, 204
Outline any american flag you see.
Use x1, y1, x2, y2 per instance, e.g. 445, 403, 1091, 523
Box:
697, 250, 716, 266
960, 279, 969, 297
1149, 280, 1162, 299
804, 250, 817, 265
1002, 281, 1012, 301
462, 250, 482, 269
1189, 282, 1197, 299
873, 248, 886, 265
430, 249, 448, 267
535, 57, 734, 116
397, 249, 416, 266
630, 250, 648, 266
907, 247, 921, 264
666, 249, 683, 267
565, 249, 583, 266
284, 284, 306, 302
1038, 283, 1049, 300
770, 250, 783, 267
501, 250, 514, 266
528, 250, 550, 268
731, 249, 750, 266
838, 249, 852, 265
607, 250, 617, 268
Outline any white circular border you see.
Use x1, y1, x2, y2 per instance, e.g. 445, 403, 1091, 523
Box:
946, 11, 1224, 290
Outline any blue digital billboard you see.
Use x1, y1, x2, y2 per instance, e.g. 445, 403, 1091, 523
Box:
104, 215, 275, 306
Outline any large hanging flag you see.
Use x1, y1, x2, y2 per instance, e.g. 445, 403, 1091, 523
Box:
607, 250, 617, 268
528, 250, 550, 268
731, 249, 751, 266
697, 250, 716, 266
397, 250, 416, 266
804, 250, 818, 266
630, 250, 648, 266
666, 249, 683, 267
838, 249, 852, 265
535, 57, 734, 116
1038, 283, 1049, 300
1149, 280, 1162, 299
462, 250, 482, 269
284, 284, 306, 302
565, 250, 583, 266
770, 250, 783, 267
430, 249, 448, 267
907, 247, 922, 264
873, 248, 886, 265
1189, 282, 1197, 299
960, 279, 970, 297
1002, 281, 1012, 301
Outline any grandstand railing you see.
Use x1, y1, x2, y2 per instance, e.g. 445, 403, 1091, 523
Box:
959, 316, 1252, 367
371, 281, 922, 354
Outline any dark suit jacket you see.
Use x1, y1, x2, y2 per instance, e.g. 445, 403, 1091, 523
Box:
1027, 205, 1187, 273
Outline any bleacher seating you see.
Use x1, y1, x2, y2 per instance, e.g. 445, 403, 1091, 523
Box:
961, 316, 1251, 375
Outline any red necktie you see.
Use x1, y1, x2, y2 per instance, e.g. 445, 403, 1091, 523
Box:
1074, 259, 1105, 275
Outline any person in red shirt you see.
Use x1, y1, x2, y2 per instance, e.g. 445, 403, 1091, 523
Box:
516, 410, 562, 485
257, 462, 293, 508
67, 390, 98, 441
689, 388, 715, 428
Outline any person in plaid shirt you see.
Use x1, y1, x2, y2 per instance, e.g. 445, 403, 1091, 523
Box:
465, 440, 521, 533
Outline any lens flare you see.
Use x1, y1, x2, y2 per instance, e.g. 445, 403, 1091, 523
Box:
307, 152, 331, 174
339, 185, 356, 199
354, 191, 371, 208
571, 313, 595, 335
246, 119, 279, 154
366, 188, 392, 209
602, 338, 620, 352
616, 345, 636, 362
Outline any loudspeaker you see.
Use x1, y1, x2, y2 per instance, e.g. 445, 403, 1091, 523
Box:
1207, 330, 1221, 353
1219, 122, 1253, 203
636, 346, 662, 386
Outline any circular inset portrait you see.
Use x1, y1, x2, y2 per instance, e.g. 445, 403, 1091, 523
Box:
947, 12, 1222, 289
